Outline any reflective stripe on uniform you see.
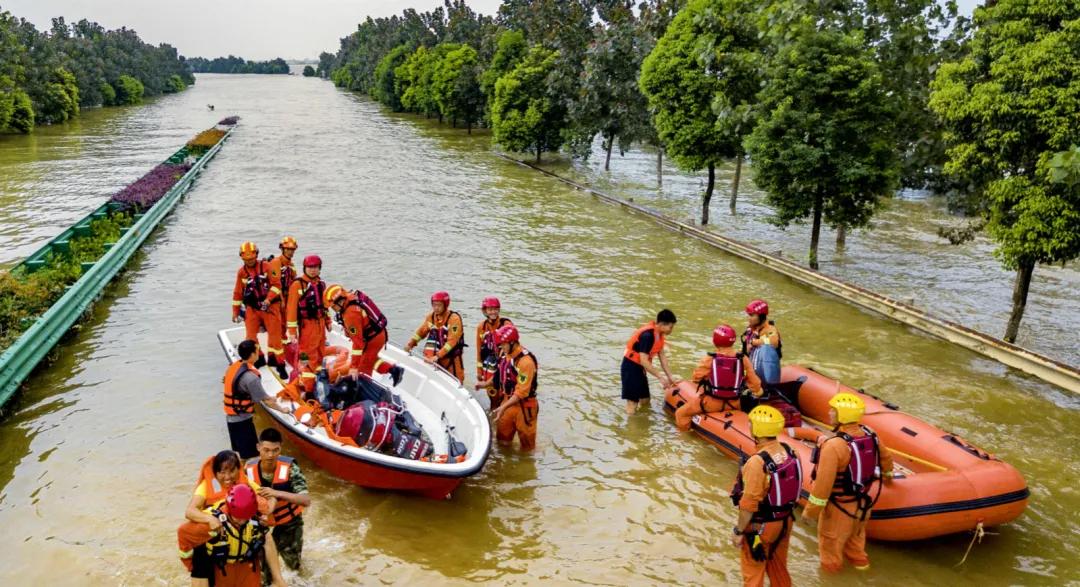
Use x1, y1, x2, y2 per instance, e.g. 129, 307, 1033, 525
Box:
270, 286, 281, 295
808, 494, 828, 506
232, 301, 242, 306
351, 349, 364, 356
287, 321, 298, 328
179, 548, 194, 559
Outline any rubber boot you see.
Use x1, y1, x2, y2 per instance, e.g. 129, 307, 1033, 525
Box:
390, 365, 404, 387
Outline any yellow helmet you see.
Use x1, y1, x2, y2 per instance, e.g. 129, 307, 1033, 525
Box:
239, 241, 258, 259
324, 284, 346, 308
829, 392, 865, 424
748, 405, 785, 438
279, 236, 298, 250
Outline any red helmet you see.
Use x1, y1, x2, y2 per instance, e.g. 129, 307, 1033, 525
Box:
494, 324, 519, 345
713, 324, 737, 347
431, 291, 450, 305
226, 483, 258, 521
745, 299, 769, 316
303, 254, 322, 268
481, 296, 501, 310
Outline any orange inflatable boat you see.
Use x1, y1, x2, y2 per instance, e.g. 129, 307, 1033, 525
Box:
664, 365, 1029, 541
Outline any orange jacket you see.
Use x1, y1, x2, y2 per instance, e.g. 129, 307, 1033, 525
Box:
737, 439, 791, 513
340, 298, 378, 367
412, 310, 464, 360
232, 260, 280, 318
690, 349, 763, 396
744, 321, 781, 353
624, 321, 664, 365
804, 423, 894, 518
476, 317, 513, 368
286, 274, 330, 337
504, 345, 538, 401
223, 360, 256, 416
265, 255, 295, 306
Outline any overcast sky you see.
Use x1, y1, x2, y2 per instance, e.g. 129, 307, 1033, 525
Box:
4, 0, 981, 61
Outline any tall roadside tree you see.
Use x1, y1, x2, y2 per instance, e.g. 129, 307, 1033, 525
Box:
480, 30, 527, 120
432, 44, 483, 132
373, 43, 413, 111
639, 0, 761, 224
746, 24, 899, 270
929, 0, 1080, 343
491, 46, 565, 162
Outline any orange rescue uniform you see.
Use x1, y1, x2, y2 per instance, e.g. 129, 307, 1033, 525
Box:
476, 317, 512, 380
232, 260, 284, 364
803, 423, 894, 572
494, 345, 538, 450
287, 274, 330, 386
339, 293, 391, 376
735, 440, 794, 587
266, 254, 296, 341
675, 349, 762, 431
411, 310, 465, 383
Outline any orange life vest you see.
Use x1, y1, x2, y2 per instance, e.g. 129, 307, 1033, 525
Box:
223, 360, 257, 416
624, 321, 664, 364
245, 457, 304, 526
195, 455, 253, 507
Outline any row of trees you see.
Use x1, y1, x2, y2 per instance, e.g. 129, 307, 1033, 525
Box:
187, 56, 290, 74
334, 0, 1077, 341
0, 11, 194, 133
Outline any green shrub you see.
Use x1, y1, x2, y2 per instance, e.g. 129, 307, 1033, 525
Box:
112, 75, 144, 105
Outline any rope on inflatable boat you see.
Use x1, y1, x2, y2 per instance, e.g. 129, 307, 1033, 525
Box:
955, 521, 992, 566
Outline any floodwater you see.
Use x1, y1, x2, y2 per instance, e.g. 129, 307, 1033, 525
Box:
0, 73, 1077, 586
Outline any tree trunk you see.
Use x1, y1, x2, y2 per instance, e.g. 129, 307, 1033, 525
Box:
657, 148, 663, 187
1003, 260, 1035, 343
809, 192, 823, 270
467, 119, 472, 134
451, 116, 457, 128
836, 225, 847, 250
702, 163, 715, 225
536, 145, 542, 163
604, 135, 614, 171
729, 153, 743, 214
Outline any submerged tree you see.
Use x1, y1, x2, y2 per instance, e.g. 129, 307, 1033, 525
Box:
930, 0, 1080, 343
491, 46, 565, 162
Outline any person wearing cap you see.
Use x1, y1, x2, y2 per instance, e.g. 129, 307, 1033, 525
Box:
323, 284, 403, 384
674, 324, 762, 431
404, 291, 466, 383
232, 242, 285, 377
474, 297, 512, 410
286, 255, 330, 390
489, 324, 539, 450
803, 392, 894, 573
179, 483, 288, 586
266, 237, 298, 359
741, 299, 781, 358
621, 309, 678, 415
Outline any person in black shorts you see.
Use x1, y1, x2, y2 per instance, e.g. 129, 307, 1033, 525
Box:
620, 309, 677, 415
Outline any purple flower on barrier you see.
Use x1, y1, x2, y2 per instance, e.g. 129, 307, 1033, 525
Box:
108, 163, 192, 210
218, 115, 240, 125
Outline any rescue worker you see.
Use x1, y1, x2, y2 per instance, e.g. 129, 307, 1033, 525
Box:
674, 324, 763, 431
286, 255, 330, 391
803, 392, 894, 573
232, 242, 286, 378
246, 428, 310, 586
403, 291, 466, 383
266, 236, 298, 350
180, 483, 288, 587
474, 296, 513, 410
324, 284, 403, 384
730, 406, 800, 587
489, 324, 539, 450
225, 340, 294, 458
621, 309, 677, 415
742, 299, 781, 358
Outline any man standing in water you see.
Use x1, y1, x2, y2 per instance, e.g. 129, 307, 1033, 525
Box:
489, 324, 539, 450
246, 428, 310, 585
404, 291, 466, 383
620, 309, 677, 415
474, 296, 513, 410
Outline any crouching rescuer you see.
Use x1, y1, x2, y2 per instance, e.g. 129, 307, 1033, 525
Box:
730, 405, 802, 587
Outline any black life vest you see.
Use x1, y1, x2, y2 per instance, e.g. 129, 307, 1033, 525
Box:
426, 311, 466, 359
731, 443, 803, 523
700, 352, 745, 399
240, 261, 271, 307
335, 290, 387, 340
479, 317, 512, 366
496, 349, 538, 399
297, 278, 326, 321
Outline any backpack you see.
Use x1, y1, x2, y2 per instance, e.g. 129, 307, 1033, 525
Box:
702, 353, 744, 399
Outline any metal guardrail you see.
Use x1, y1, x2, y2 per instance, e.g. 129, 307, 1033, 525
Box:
497, 153, 1080, 394
0, 127, 234, 410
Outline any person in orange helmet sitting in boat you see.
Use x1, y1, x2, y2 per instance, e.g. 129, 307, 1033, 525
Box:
730, 405, 801, 587
474, 296, 513, 410
674, 324, 763, 431
621, 309, 677, 415
803, 392, 894, 573
266, 236, 298, 365
404, 291, 466, 383
232, 241, 286, 379
286, 255, 331, 391
489, 324, 539, 450
324, 284, 404, 385
179, 483, 287, 587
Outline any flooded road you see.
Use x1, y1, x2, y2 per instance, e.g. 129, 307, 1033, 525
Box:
0, 73, 1076, 585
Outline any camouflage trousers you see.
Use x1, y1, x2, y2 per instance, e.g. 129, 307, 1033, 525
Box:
261, 517, 303, 585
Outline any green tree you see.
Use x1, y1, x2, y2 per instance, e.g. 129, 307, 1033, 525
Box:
481, 30, 527, 118
302, 65, 316, 77
37, 67, 79, 123
491, 46, 565, 162
112, 74, 144, 105
165, 74, 185, 93
640, 0, 759, 224
99, 81, 116, 106
432, 44, 483, 132
929, 0, 1080, 343
746, 25, 899, 270
373, 44, 413, 111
